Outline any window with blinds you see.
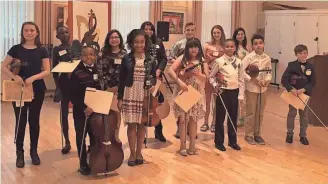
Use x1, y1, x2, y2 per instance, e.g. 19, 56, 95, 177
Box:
0, 1, 34, 61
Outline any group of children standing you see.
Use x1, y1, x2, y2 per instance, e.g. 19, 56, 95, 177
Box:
0, 20, 315, 175
168, 22, 315, 155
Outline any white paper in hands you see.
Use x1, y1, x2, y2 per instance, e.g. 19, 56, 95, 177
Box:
280, 90, 309, 110
51, 60, 81, 73
2, 80, 33, 103
84, 87, 114, 114
174, 85, 202, 112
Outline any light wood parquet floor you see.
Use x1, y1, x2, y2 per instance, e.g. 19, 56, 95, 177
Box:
1, 87, 328, 184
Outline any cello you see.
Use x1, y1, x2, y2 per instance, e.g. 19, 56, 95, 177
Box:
141, 45, 170, 127
87, 67, 124, 175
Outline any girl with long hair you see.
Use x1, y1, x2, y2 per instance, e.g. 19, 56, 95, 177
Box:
117, 29, 156, 166
201, 25, 226, 133
1, 21, 50, 168
168, 38, 207, 156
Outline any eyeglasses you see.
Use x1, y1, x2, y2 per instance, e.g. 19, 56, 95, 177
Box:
110, 36, 120, 40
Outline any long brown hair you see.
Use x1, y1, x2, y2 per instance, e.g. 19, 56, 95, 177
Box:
211, 25, 226, 46
20, 21, 42, 47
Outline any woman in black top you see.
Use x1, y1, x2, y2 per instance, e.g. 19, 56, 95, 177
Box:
97, 29, 126, 141
1, 21, 50, 168
140, 21, 168, 142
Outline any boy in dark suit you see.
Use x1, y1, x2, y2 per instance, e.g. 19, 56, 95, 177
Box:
281, 44, 316, 145
70, 46, 100, 175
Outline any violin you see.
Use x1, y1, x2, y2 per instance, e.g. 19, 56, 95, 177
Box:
88, 64, 123, 175
141, 45, 170, 127
178, 61, 202, 82
246, 64, 271, 78
211, 72, 227, 96
10, 59, 28, 75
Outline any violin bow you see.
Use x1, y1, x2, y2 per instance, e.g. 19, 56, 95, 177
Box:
210, 75, 237, 135
292, 88, 328, 132
217, 93, 238, 135
14, 84, 25, 143
78, 116, 89, 172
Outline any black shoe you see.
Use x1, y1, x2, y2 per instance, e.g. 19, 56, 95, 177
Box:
135, 158, 144, 165
128, 160, 136, 167
30, 149, 40, 165
61, 142, 71, 154
175, 130, 180, 139
254, 136, 266, 145
286, 135, 293, 144
79, 164, 91, 175
155, 129, 166, 142
16, 150, 25, 168
215, 144, 226, 151
228, 143, 241, 150
300, 137, 309, 145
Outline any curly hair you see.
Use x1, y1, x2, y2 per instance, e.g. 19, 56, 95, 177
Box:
126, 29, 150, 54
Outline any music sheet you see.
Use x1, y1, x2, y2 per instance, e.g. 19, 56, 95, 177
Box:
84, 87, 114, 114
51, 60, 81, 73
2, 80, 33, 102
280, 90, 309, 110
174, 85, 202, 112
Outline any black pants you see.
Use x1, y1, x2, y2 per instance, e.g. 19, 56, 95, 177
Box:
59, 76, 71, 143
13, 90, 45, 151
60, 94, 70, 143
73, 106, 94, 166
215, 89, 239, 146
154, 91, 164, 132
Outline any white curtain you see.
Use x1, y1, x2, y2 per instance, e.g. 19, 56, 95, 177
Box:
0, 1, 34, 61
201, 1, 231, 44
111, 1, 150, 51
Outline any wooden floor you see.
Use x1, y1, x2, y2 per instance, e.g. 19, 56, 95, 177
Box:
1, 87, 328, 184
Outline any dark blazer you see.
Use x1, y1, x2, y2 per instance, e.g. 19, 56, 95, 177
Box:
69, 61, 100, 110
154, 37, 168, 72
281, 60, 316, 96
117, 52, 157, 100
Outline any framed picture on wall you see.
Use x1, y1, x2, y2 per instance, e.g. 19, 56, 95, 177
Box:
68, 1, 111, 54
162, 11, 184, 34
54, 4, 68, 31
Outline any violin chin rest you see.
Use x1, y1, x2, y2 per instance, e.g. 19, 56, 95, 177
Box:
102, 141, 112, 145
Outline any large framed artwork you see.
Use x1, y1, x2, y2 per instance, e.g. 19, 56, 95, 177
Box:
162, 11, 184, 34
54, 4, 68, 30
68, 1, 111, 54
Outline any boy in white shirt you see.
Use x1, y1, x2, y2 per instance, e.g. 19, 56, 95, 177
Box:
209, 39, 245, 151
171, 22, 196, 58
242, 34, 272, 145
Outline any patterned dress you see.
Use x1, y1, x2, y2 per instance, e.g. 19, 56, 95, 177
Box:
97, 50, 126, 89
236, 46, 249, 60
173, 61, 205, 123
121, 59, 145, 125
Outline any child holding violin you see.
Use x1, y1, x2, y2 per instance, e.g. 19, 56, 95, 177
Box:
168, 38, 207, 156
69, 46, 100, 175
1, 21, 50, 168
117, 29, 157, 166
209, 39, 244, 151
